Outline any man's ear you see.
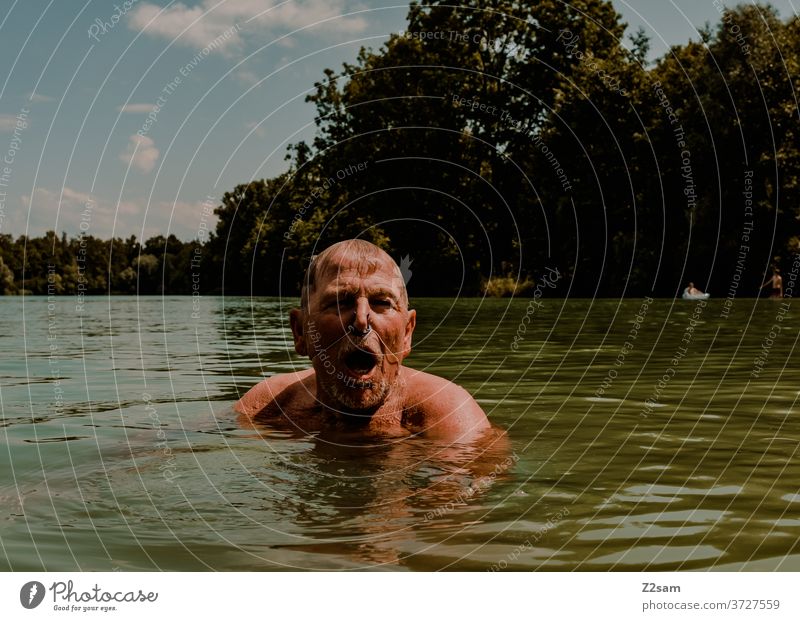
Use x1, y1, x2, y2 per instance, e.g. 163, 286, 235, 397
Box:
289, 308, 308, 356
402, 308, 416, 359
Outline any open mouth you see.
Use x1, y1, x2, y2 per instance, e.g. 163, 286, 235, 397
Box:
342, 348, 379, 377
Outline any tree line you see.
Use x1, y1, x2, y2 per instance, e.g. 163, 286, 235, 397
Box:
3, 1, 798, 297
0, 232, 202, 295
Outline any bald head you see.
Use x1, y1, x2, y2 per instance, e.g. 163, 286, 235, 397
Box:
300, 239, 408, 310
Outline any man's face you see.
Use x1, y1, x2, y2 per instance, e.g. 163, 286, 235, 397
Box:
292, 253, 416, 412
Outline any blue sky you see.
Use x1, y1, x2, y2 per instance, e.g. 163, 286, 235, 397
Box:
0, 0, 796, 241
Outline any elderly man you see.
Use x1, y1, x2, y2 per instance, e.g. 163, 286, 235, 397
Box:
235, 239, 490, 439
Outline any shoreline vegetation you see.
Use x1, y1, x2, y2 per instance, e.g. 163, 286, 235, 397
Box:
3, 2, 799, 298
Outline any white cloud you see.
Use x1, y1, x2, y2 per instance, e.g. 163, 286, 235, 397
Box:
245, 121, 266, 137
256, 1, 368, 34
117, 103, 155, 113
167, 199, 217, 239
0, 114, 23, 132
234, 68, 260, 86
128, 0, 368, 53
16, 188, 212, 240
128, 2, 244, 52
119, 134, 160, 173
18, 187, 100, 235
21, 187, 93, 210
27, 93, 54, 103
62, 187, 95, 205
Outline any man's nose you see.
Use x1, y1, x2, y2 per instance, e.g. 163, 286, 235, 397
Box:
351, 297, 370, 332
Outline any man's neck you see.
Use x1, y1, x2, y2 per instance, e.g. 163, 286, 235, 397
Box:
317, 380, 406, 433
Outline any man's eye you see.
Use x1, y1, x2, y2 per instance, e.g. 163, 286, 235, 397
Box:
372, 299, 393, 308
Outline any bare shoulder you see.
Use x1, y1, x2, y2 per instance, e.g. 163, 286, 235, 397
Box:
234, 368, 315, 418
402, 367, 490, 438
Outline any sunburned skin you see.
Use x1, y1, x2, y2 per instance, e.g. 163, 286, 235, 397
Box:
235, 239, 493, 441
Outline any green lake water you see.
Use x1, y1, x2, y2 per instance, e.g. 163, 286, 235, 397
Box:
1, 295, 799, 570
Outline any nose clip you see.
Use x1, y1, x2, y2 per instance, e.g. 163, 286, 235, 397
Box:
348, 314, 372, 337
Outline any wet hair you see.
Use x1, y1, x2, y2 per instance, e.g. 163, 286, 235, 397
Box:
300, 239, 408, 309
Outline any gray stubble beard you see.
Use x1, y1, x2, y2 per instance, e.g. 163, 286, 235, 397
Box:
325, 374, 392, 412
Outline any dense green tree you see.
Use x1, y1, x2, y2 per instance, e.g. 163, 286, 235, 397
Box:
3, 2, 799, 298
507, 2, 800, 295
202, 0, 634, 295
0, 256, 15, 294
0, 232, 208, 295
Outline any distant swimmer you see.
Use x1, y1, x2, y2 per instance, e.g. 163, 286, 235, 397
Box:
235, 239, 491, 440
760, 267, 783, 299
682, 282, 709, 300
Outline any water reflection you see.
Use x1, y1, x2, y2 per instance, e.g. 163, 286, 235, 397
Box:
2, 297, 800, 570
239, 418, 513, 567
